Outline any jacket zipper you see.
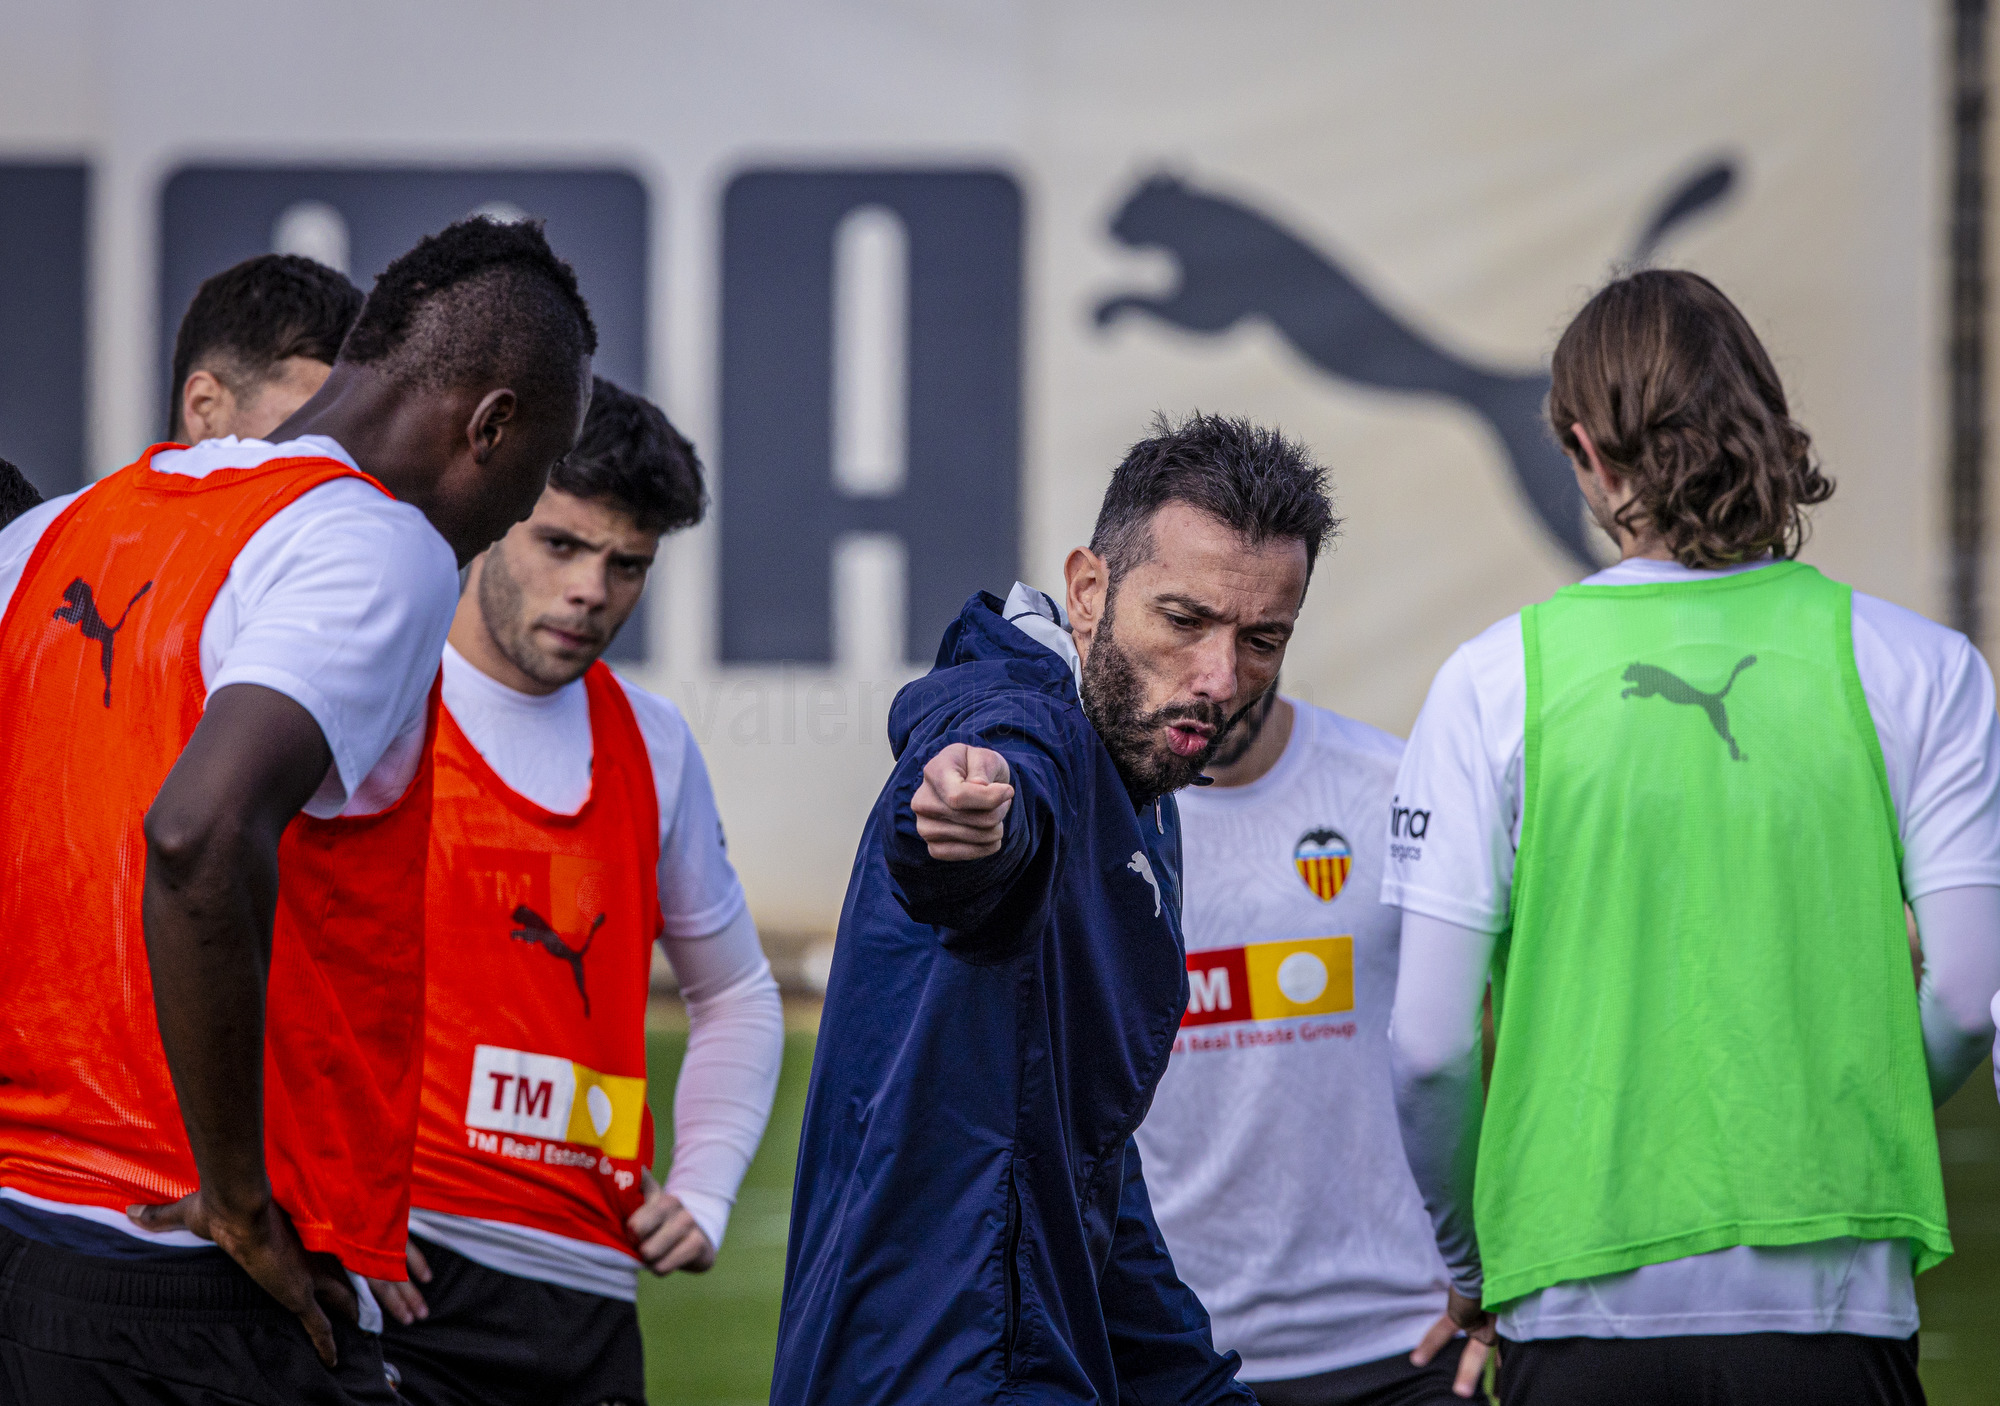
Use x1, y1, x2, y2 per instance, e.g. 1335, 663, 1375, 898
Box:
1002, 1170, 1024, 1379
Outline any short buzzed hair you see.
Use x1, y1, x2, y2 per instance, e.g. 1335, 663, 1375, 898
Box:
1090, 411, 1339, 582
169, 254, 363, 440
551, 377, 707, 536
0, 456, 43, 528
340, 217, 597, 414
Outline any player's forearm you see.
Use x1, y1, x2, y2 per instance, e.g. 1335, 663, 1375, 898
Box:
663, 911, 786, 1247
141, 804, 285, 1216
140, 685, 334, 1219
1912, 885, 2000, 1104
1389, 911, 1496, 1297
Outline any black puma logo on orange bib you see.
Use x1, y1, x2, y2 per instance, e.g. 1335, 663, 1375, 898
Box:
52, 577, 154, 707
510, 905, 605, 1016
1621, 656, 1756, 761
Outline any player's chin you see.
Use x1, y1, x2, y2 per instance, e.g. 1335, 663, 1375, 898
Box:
1143, 743, 1211, 795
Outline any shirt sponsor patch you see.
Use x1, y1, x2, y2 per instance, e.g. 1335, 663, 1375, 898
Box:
465, 1044, 646, 1160
1181, 936, 1354, 1027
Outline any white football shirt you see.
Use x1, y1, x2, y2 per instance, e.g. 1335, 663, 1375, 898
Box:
0, 435, 457, 816
1137, 700, 1449, 1381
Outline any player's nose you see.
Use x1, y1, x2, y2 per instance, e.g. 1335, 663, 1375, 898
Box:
1185, 633, 1238, 705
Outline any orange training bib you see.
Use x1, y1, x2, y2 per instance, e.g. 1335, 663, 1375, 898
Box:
412, 661, 662, 1254
0, 447, 437, 1280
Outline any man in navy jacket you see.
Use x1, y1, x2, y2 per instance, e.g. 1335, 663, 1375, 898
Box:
775, 413, 1338, 1404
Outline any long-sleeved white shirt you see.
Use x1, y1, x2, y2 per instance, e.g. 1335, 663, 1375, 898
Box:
407, 647, 786, 1301
1385, 556, 2000, 1339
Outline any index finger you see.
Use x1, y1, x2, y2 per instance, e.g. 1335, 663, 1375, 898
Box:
1409, 1311, 1456, 1366
298, 1294, 339, 1368
1453, 1337, 1489, 1398
934, 770, 1013, 811
126, 1195, 200, 1237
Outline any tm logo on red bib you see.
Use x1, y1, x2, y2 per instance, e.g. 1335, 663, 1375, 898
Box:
1182, 936, 1354, 1027
465, 1044, 646, 1159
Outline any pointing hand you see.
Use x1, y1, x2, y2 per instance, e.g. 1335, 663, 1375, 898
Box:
912, 744, 1014, 860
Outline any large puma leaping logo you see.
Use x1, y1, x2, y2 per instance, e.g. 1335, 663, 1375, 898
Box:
52, 577, 154, 707
1094, 160, 1738, 566
510, 905, 605, 1016
1621, 656, 1757, 761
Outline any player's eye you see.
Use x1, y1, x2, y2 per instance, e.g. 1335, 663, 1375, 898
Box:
1166, 613, 1198, 631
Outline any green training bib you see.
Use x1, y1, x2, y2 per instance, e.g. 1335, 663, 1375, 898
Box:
1478, 561, 1949, 1307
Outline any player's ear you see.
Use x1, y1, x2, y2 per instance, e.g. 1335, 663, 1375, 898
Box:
1065, 547, 1110, 655
179, 369, 232, 444
466, 388, 519, 464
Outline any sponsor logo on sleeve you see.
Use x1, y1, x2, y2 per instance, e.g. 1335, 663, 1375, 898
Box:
464, 1044, 646, 1161
1388, 794, 1430, 863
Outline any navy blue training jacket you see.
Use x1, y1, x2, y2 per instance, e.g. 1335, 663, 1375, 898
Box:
772, 592, 1251, 1405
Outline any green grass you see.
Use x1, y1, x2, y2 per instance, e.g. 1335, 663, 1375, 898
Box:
639, 1033, 2000, 1405
1916, 1062, 2000, 1401
638, 1030, 813, 1406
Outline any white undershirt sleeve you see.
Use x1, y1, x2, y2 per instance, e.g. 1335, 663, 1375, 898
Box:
1381, 639, 1518, 934
1388, 910, 1496, 1299
1912, 885, 2000, 1104
657, 905, 784, 1251
1898, 631, 2000, 898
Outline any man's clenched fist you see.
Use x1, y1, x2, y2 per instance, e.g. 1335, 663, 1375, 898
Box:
912, 744, 1014, 860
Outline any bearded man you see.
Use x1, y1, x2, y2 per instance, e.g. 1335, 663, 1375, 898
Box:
773, 412, 1337, 1405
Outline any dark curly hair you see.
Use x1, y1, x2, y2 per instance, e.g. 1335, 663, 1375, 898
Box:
168, 253, 363, 440
340, 216, 597, 412
1548, 269, 1833, 568
1090, 411, 1339, 583
550, 376, 707, 535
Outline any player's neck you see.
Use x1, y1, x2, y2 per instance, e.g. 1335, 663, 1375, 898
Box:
266, 363, 460, 508
1204, 695, 1294, 789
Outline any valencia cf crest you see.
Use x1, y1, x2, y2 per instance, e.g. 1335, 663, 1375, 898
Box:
1294, 828, 1352, 902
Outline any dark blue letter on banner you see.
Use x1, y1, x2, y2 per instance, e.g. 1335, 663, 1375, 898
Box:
159, 165, 651, 657
0, 164, 88, 499
720, 169, 1022, 664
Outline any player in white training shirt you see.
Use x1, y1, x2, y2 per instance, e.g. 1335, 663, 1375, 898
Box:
1140, 684, 1487, 1405
1387, 271, 2000, 1406
369, 378, 783, 1406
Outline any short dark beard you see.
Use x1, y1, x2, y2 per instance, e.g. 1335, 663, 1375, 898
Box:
476, 546, 600, 690
1079, 595, 1256, 808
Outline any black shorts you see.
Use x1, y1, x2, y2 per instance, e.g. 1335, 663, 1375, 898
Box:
1248, 1337, 1472, 1406
380, 1234, 645, 1406
1494, 1332, 1924, 1406
0, 1221, 397, 1405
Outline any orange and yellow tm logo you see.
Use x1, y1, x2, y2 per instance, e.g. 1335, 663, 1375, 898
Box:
1182, 936, 1354, 1027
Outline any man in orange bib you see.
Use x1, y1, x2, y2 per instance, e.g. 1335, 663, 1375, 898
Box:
0, 217, 596, 1405
368, 378, 783, 1406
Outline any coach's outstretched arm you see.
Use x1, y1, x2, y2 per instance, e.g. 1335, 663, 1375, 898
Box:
130, 684, 354, 1367
888, 713, 1065, 937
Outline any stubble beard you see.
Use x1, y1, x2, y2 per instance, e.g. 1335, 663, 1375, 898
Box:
1079, 600, 1251, 808
477, 547, 598, 691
